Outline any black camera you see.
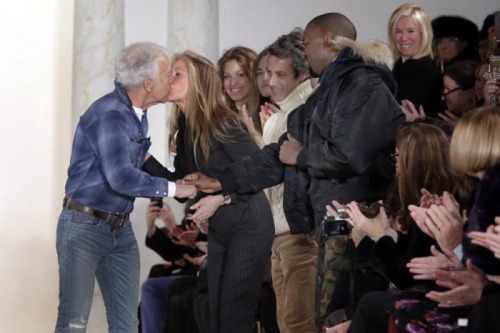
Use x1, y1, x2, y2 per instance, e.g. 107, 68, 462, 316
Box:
151, 197, 163, 208
322, 214, 351, 236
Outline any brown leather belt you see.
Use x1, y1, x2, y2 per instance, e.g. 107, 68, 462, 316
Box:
63, 196, 129, 231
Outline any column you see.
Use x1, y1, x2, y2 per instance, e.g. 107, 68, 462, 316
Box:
72, 0, 124, 131
167, 0, 219, 63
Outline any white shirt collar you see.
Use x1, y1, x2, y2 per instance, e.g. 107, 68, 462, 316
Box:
133, 106, 144, 120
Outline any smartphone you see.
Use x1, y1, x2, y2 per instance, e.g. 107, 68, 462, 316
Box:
150, 197, 163, 208
439, 266, 467, 271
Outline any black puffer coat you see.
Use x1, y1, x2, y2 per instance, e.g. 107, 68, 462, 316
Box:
295, 38, 404, 227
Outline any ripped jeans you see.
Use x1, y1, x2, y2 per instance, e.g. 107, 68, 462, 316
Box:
55, 209, 140, 333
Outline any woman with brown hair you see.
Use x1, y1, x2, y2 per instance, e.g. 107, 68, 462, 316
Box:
143, 51, 274, 333
217, 46, 263, 133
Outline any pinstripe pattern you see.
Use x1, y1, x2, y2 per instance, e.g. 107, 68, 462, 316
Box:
201, 128, 275, 333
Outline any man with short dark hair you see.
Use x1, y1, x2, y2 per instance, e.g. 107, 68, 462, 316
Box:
279, 12, 404, 328
263, 28, 319, 333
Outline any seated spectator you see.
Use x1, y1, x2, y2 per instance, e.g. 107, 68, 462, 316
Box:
140, 199, 206, 333
324, 122, 470, 333
346, 106, 500, 333
432, 15, 479, 72
438, 59, 478, 127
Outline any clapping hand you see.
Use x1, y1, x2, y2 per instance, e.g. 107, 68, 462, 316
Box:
400, 99, 426, 121
426, 259, 488, 308
259, 102, 278, 128
239, 104, 255, 130
407, 245, 453, 280
438, 110, 460, 128
469, 216, 500, 259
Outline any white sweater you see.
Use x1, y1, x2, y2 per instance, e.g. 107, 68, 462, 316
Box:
262, 79, 316, 235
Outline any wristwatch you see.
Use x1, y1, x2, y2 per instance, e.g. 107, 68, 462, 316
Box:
223, 194, 232, 205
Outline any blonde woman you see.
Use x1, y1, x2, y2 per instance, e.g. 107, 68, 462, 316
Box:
388, 3, 443, 118
143, 51, 274, 333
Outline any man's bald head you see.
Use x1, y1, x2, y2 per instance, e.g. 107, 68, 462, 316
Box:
307, 13, 357, 41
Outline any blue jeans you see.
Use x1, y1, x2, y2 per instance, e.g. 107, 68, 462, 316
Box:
55, 208, 140, 333
140, 275, 195, 333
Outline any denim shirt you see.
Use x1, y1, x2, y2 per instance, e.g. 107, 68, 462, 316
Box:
65, 81, 170, 213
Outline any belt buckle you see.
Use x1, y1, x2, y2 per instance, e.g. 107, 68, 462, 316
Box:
109, 214, 127, 231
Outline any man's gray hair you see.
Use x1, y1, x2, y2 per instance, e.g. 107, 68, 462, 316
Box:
115, 42, 168, 88
267, 27, 309, 78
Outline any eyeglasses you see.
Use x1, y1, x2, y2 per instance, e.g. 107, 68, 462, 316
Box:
441, 87, 462, 98
391, 152, 399, 161
433, 37, 460, 46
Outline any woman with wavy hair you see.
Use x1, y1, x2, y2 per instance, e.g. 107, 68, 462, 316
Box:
143, 51, 274, 333
217, 46, 264, 133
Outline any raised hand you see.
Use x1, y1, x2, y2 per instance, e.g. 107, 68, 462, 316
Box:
469, 216, 500, 259
172, 225, 200, 248
437, 110, 460, 128
420, 188, 441, 208
407, 245, 452, 280
426, 259, 488, 308
400, 99, 426, 121
239, 104, 255, 130
156, 201, 177, 230
259, 102, 278, 128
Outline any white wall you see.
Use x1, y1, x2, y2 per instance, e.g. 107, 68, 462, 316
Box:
219, 0, 500, 55
0, 0, 74, 332
0, 1, 498, 332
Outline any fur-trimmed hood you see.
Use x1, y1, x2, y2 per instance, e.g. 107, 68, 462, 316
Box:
321, 36, 397, 95
332, 36, 394, 69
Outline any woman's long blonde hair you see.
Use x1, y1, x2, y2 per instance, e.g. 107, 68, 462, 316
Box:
450, 106, 500, 175
168, 51, 254, 166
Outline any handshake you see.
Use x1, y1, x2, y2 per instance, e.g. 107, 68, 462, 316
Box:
174, 172, 222, 199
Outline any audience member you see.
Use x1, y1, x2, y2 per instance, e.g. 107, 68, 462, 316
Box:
140, 199, 206, 333
432, 15, 479, 72
264, 27, 319, 333
326, 122, 469, 333
184, 13, 404, 330
346, 106, 500, 332
55, 42, 196, 333
217, 46, 262, 132
438, 59, 479, 127
254, 48, 279, 129
478, 11, 500, 61
388, 3, 442, 117
144, 51, 274, 333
